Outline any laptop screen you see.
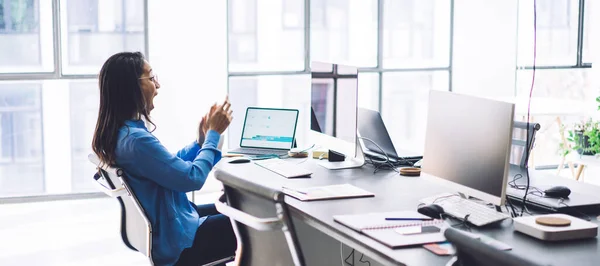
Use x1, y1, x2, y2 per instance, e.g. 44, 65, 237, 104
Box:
240, 108, 299, 150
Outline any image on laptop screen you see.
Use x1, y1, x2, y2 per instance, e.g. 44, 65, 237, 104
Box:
240, 107, 299, 150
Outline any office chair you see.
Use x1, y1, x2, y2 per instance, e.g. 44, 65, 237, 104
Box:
511, 121, 541, 168
214, 168, 305, 266
445, 228, 546, 266
88, 154, 234, 266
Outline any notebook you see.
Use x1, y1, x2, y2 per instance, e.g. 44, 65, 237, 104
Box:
333, 211, 446, 248
281, 184, 374, 201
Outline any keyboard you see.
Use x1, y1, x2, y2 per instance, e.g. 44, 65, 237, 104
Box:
229, 148, 289, 156
421, 193, 510, 227
254, 158, 312, 178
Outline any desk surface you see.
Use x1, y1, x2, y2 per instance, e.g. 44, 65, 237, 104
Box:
216, 158, 600, 266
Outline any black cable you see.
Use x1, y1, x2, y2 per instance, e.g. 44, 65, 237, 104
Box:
557, 198, 592, 221
506, 198, 518, 218
359, 137, 400, 173
432, 194, 460, 204
523, 193, 592, 221
505, 204, 513, 218
509, 173, 544, 195
440, 213, 472, 230
359, 137, 414, 167
521, 0, 538, 217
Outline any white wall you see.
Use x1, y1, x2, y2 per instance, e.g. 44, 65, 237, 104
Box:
148, 0, 228, 151
452, 0, 519, 99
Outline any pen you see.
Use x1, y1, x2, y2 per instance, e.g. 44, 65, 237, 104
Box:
385, 218, 432, 221
282, 186, 308, 195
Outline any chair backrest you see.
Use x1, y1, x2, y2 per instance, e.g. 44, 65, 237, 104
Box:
445, 228, 545, 266
511, 121, 541, 167
88, 154, 154, 265
214, 168, 305, 266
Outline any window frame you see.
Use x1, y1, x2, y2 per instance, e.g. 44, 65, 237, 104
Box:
517, 0, 592, 70
227, 0, 455, 113
228, 0, 258, 63
0, 0, 149, 201
0, 0, 150, 79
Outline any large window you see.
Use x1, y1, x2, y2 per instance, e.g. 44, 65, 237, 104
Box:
516, 0, 593, 166
0, 83, 44, 197
69, 81, 99, 192
0, 0, 54, 73
310, 0, 378, 67
228, 0, 304, 72
383, 0, 451, 68
0, 0, 148, 198
227, 0, 452, 152
62, 0, 145, 74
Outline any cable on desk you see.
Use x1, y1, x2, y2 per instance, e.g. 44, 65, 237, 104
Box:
505, 197, 520, 218
521, 0, 538, 218
277, 143, 316, 159
440, 213, 472, 231
358, 137, 400, 174
522, 193, 593, 221
509, 174, 544, 195
432, 194, 461, 204
557, 198, 593, 221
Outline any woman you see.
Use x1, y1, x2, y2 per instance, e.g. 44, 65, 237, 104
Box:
92, 52, 237, 266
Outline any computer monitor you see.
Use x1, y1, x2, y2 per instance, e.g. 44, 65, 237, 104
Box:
310, 61, 364, 169
422, 91, 515, 206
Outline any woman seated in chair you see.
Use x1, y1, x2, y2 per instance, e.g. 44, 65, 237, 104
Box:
92, 52, 237, 266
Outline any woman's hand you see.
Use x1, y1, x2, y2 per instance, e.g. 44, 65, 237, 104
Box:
207, 97, 233, 134
197, 114, 209, 145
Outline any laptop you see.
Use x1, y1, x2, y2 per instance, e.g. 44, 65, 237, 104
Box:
506, 167, 600, 213
358, 108, 422, 164
228, 107, 299, 156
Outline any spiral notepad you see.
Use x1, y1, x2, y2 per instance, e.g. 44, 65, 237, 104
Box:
334, 211, 447, 248
359, 219, 444, 231
334, 211, 442, 232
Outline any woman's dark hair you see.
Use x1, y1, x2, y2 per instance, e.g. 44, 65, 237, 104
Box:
92, 51, 154, 166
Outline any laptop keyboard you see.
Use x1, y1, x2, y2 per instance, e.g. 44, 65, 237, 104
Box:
229, 148, 289, 156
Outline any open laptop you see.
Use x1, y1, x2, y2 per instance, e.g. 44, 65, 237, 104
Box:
228, 107, 299, 156
358, 108, 422, 164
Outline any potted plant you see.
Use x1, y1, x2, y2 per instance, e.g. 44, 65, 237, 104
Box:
567, 119, 600, 156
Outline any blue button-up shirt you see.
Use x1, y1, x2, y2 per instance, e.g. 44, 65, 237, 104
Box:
115, 120, 222, 266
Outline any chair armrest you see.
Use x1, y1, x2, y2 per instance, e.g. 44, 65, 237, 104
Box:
215, 200, 283, 231
93, 173, 127, 198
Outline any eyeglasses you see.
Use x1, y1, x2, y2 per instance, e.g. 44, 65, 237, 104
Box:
139, 74, 158, 83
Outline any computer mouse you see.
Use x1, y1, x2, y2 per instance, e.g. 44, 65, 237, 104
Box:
417, 204, 445, 219
544, 186, 571, 198
228, 158, 251, 164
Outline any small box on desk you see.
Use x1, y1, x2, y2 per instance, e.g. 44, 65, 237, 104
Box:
514, 214, 598, 241
312, 150, 328, 159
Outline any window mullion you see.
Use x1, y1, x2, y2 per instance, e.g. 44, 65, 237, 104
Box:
576, 0, 585, 67
52, 0, 62, 78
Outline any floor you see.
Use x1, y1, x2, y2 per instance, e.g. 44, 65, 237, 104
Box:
0, 193, 221, 266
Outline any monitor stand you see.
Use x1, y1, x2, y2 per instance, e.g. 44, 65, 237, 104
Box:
318, 140, 365, 170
